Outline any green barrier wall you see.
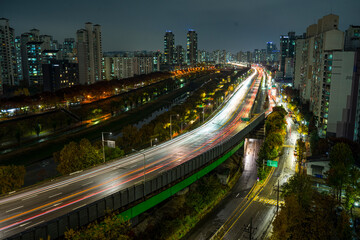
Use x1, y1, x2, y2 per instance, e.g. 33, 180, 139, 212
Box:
120, 140, 244, 220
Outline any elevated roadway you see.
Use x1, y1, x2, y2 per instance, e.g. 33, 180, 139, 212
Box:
0, 67, 263, 239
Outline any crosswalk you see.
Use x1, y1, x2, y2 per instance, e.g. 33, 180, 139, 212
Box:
254, 196, 285, 206
283, 145, 295, 148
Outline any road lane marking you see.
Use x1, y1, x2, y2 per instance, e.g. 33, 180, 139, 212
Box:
6, 206, 23, 213
53, 202, 62, 207
220, 166, 275, 239
0, 70, 259, 227
20, 222, 31, 227
25, 220, 44, 229
72, 204, 86, 211
48, 193, 62, 198
81, 181, 93, 187
22, 194, 38, 201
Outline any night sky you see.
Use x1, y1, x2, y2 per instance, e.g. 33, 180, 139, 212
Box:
1, 0, 359, 52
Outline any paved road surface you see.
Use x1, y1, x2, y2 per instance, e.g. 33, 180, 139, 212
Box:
0, 69, 263, 239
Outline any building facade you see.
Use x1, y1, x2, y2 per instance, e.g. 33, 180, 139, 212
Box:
293, 14, 360, 141
279, 32, 297, 77
76, 22, 102, 85
164, 31, 175, 65
0, 18, 17, 91
43, 60, 79, 92
186, 29, 198, 65
175, 45, 184, 66
103, 56, 154, 80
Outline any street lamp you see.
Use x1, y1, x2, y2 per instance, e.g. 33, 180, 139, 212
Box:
150, 137, 158, 147
170, 114, 179, 140
102, 132, 112, 163
132, 149, 146, 197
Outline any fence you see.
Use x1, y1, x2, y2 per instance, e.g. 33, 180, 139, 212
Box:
8, 113, 265, 240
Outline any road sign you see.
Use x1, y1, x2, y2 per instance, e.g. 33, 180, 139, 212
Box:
267, 160, 278, 168
107, 140, 116, 148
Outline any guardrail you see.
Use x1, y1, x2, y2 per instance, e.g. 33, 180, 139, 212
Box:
7, 112, 265, 240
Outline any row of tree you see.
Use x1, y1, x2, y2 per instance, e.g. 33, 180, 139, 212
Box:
115, 69, 252, 154
54, 68, 251, 175
1, 71, 172, 113
257, 106, 287, 180
1, 68, 211, 116
0, 70, 213, 148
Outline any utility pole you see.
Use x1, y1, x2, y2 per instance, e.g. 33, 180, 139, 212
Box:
273, 180, 283, 216
243, 217, 257, 240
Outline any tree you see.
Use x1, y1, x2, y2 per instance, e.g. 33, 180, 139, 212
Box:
55, 139, 102, 175
282, 173, 313, 208
154, 122, 168, 142
0, 165, 26, 194
326, 143, 354, 202
309, 130, 319, 155
104, 146, 125, 161
56, 141, 83, 174
296, 138, 306, 164
297, 124, 308, 136
65, 213, 133, 240
117, 125, 142, 153
272, 175, 352, 240
34, 123, 41, 137
344, 167, 360, 214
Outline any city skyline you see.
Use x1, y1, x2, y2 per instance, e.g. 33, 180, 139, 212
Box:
1, 0, 359, 52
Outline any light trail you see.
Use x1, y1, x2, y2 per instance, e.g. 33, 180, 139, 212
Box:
0, 68, 263, 237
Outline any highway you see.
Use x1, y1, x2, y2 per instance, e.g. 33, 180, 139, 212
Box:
185, 72, 299, 240
0, 67, 263, 239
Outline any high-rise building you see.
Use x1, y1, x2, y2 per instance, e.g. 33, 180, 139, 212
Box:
253, 49, 266, 63
61, 38, 76, 63
20, 30, 43, 86
0, 18, 17, 91
104, 56, 133, 80
133, 57, 153, 75
152, 51, 161, 72
345, 25, 360, 51
175, 45, 184, 66
246, 51, 252, 63
164, 31, 175, 65
43, 60, 79, 92
186, 29, 198, 65
266, 42, 278, 62
14, 36, 22, 83
293, 14, 360, 140
76, 22, 102, 85
42, 50, 59, 64
279, 32, 297, 77
40, 35, 53, 51
26, 41, 43, 85
236, 51, 243, 62
103, 56, 154, 80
